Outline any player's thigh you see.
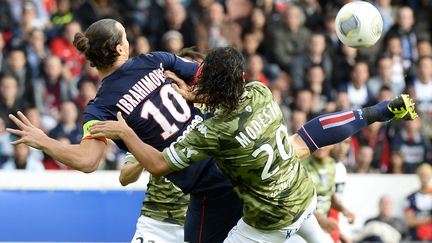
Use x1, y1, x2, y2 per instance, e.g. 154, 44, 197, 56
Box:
131, 215, 184, 243
224, 218, 287, 243
185, 188, 243, 243
295, 214, 333, 243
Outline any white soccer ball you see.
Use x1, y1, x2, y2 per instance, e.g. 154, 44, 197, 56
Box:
335, 1, 383, 48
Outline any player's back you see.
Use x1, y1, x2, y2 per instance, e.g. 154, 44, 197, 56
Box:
169, 81, 315, 230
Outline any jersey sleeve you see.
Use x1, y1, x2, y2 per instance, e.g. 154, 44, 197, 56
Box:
162, 123, 219, 171
152, 52, 199, 84
81, 101, 110, 144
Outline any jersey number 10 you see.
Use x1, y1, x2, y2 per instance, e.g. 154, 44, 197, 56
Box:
140, 84, 192, 140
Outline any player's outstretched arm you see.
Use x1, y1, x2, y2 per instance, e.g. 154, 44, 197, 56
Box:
7, 111, 106, 173
295, 95, 417, 160
89, 112, 172, 176
119, 155, 145, 186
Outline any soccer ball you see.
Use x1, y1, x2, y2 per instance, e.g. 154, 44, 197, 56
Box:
335, 1, 383, 48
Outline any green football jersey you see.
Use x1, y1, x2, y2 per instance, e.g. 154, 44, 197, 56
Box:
303, 156, 336, 216
162, 81, 315, 230
126, 155, 189, 225
141, 175, 189, 225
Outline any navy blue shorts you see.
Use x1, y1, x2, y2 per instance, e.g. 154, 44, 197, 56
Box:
184, 187, 243, 243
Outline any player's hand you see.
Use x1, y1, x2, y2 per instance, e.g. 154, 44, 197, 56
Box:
6, 111, 47, 149
165, 71, 204, 103
342, 208, 356, 224
89, 112, 131, 140
320, 217, 339, 233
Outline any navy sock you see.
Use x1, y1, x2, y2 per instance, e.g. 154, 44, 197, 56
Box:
297, 101, 396, 152
297, 109, 368, 152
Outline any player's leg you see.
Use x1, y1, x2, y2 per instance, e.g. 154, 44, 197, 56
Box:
223, 218, 287, 243
298, 94, 417, 152
131, 215, 184, 243
294, 214, 333, 243
185, 187, 243, 243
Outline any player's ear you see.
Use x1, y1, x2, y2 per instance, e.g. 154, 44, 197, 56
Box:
115, 44, 124, 56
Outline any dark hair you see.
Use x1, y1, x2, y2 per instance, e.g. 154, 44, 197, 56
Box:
178, 47, 205, 63
195, 47, 245, 113
73, 19, 123, 70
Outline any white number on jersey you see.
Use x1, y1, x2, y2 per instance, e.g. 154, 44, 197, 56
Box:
141, 85, 191, 140
252, 124, 293, 180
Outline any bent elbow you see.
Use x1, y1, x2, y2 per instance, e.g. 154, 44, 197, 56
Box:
119, 177, 129, 186
79, 160, 99, 173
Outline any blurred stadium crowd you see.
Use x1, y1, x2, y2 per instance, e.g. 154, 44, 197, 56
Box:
0, 0, 431, 241
1, 0, 430, 173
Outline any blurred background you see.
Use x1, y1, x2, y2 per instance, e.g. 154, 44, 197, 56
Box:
0, 0, 431, 242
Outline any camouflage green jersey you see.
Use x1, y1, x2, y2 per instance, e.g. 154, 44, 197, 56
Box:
162, 81, 315, 230
125, 155, 189, 225
303, 156, 336, 216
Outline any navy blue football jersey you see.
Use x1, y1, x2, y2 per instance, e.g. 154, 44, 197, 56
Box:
82, 52, 232, 193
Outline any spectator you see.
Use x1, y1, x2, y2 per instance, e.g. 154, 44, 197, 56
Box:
391, 118, 432, 174
49, 21, 85, 79
368, 55, 406, 98
364, 195, 408, 239
48, 0, 75, 38
242, 32, 261, 58
9, 1, 48, 47
339, 61, 374, 108
0, 0, 17, 32
323, 11, 339, 57
385, 6, 419, 66
291, 32, 332, 92
408, 55, 432, 141
352, 121, 392, 173
130, 35, 151, 57
1, 47, 34, 105
305, 65, 332, 114
354, 145, 375, 173
331, 137, 356, 172
48, 101, 82, 145
268, 4, 310, 73
156, 2, 195, 49
75, 0, 122, 30
409, 56, 432, 114
74, 79, 98, 120
292, 89, 316, 118
1, 143, 44, 171
188, 0, 215, 26
417, 38, 432, 57
384, 35, 411, 86
288, 109, 307, 135
161, 30, 184, 54
299, 0, 324, 32
333, 91, 351, 112
245, 54, 269, 86
241, 8, 270, 60
270, 84, 292, 123
332, 44, 359, 89
23, 28, 50, 81
195, 1, 242, 52
405, 163, 432, 241
0, 75, 27, 128
34, 55, 78, 124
